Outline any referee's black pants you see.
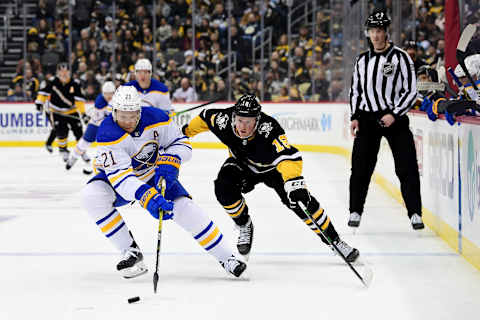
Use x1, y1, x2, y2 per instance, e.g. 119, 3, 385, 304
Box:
349, 112, 422, 218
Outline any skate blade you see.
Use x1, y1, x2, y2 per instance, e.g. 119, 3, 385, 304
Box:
121, 263, 148, 279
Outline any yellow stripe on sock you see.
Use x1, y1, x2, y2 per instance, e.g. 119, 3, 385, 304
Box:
229, 202, 246, 218
199, 227, 219, 247
224, 199, 241, 209
320, 216, 330, 230
101, 213, 122, 233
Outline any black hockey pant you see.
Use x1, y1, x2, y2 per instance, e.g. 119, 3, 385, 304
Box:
349, 113, 422, 217
52, 112, 83, 148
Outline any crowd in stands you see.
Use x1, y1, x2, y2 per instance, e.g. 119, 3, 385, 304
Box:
7, 0, 480, 105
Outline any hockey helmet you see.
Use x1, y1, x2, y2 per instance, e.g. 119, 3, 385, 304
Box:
134, 58, 152, 73
57, 62, 69, 72
233, 94, 261, 118
365, 10, 391, 30
417, 65, 438, 82
102, 81, 116, 94
111, 85, 141, 113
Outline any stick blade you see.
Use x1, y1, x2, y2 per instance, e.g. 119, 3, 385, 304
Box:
153, 272, 159, 293
457, 24, 477, 52
353, 257, 374, 288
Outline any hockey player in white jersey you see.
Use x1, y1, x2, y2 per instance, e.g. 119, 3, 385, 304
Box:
81, 86, 246, 279
66, 81, 116, 172
124, 58, 174, 114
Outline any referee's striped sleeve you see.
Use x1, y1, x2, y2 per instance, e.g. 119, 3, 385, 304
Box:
349, 56, 363, 120
393, 51, 417, 117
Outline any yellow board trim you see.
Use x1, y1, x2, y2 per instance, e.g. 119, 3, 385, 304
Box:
3, 141, 479, 270
199, 227, 220, 246
101, 213, 122, 233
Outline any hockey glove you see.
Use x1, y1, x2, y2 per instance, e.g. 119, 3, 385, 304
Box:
284, 177, 311, 209
155, 154, 181, 186
136, 185, 174, 219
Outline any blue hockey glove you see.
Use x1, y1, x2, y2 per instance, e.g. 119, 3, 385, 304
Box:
155, 154, 181, 186
284, 176, 311, 209
445, 110, 456, 126
136, 185, 174, 219
426, 101, 438, 121
420, 97, 432, 112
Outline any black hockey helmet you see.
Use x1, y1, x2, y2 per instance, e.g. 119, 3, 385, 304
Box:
57, 62, 69, 72
233, 94, 261, 118
365, 10, 391, 30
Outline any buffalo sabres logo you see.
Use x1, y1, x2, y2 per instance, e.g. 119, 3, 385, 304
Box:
382, 62, 394, 77
258, 122, 273, 137
132, 140, 160, 170
216, 113, 229, 130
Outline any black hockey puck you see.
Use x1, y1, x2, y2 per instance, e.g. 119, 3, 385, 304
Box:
128, 296, 140, 304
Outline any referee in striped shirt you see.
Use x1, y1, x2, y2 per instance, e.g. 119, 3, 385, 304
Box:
348, 10, 424, 231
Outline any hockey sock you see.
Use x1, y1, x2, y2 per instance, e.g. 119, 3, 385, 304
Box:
223, 197, 250, 226
57, 137, 68, 149
82, 180, 133, 253
95, 209, 133, 252
173, 197, 233, 263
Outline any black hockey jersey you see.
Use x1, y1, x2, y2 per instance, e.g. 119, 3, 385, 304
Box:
183, 106, 303, 181
35, 77, 86, 115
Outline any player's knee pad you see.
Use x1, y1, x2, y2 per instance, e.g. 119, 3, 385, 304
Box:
81, 180, 116, 221
214, 177, 242, 205
172, 197, 208, 233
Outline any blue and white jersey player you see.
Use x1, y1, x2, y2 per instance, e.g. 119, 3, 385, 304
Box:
81, 86, 246, 279
66, 81, 116, 172
124, 58, 174, 115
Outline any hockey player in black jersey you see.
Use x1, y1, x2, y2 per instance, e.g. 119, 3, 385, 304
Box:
35, 63, 88, 163
183, 94, 360, 262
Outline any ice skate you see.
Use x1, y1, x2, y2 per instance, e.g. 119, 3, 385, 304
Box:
59, 147, 70, 162
236, 218, 254, 260
221, 255, 247, 277
331, 238, 359, 263
45, 144, 53, 153
348, 212, 361, 228
65, 156, 78, 170
116, 241, 148, 279
410, 214, 424, 230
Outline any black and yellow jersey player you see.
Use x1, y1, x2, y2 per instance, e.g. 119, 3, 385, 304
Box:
182, 94, 361, 263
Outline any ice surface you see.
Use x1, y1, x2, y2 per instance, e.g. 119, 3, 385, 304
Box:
0, 148, 478, 320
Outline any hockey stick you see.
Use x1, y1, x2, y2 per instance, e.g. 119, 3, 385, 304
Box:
456, 24, 479, 91
153, 178, 167, 294
448, 67, 464, 89
298, 202, 373, 288
173, 98, 222, 116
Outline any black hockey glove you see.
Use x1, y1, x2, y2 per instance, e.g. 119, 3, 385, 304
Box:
284, 176, 311, 209
81, 113, 91, 123
35, 103, 43, 112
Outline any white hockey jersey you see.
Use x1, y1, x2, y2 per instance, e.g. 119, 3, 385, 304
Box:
124, 79, 174, 114
94, 106, 191, 201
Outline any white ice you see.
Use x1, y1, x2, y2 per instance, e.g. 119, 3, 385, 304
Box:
0, 147, 479, 320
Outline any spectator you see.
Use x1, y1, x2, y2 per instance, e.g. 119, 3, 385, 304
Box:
173, 77, 198, 102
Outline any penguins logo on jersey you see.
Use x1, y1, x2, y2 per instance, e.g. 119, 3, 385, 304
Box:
382, 62, 394, 77
216, 113, 229, 130
258, 122, 273, 138
132, 140, 160, 170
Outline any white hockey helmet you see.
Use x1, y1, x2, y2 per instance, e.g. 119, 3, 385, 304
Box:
102, 81, 116, 95
454, 54, 480, 79
111, 85, 141, 113
135, 58, 152, 73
